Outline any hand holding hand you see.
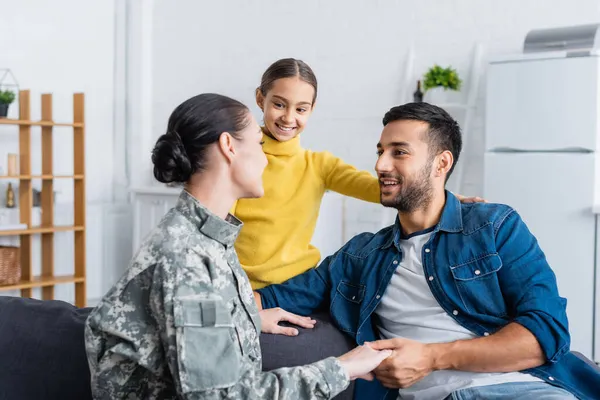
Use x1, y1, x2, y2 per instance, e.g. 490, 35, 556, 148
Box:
337, 342, 393, 381
370, 338, 436, 388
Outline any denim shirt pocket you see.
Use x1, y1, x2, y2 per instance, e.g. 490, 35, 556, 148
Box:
450, 253, 508, 317
330, 281, 365, 333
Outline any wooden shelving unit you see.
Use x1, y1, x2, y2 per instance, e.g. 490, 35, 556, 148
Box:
0, 89, 86, 307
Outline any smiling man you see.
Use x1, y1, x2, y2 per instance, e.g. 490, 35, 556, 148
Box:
254, 102, 600, 400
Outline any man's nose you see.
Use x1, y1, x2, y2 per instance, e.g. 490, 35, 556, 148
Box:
375, 154, 392, 173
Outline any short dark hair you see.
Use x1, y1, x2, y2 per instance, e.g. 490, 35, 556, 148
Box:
152, 93, 250, 184
258, 58, 318, 103
383, 102, 462, 180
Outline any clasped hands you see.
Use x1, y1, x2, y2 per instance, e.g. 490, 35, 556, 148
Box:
260, 308, 435, 388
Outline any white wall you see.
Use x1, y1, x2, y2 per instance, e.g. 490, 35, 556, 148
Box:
3, 0, 599, 304
0, 0, 116, 204
130, 0, 600, 241
0, 0, 131, 303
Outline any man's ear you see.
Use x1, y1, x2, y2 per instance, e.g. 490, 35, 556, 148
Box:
255, 88, 265, 111
435, 150, 454, 178
218, 132, 236, 163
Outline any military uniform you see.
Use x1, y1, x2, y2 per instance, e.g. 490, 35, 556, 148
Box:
85, 190, 349, 399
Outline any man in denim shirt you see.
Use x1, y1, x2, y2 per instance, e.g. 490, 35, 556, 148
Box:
255, 103, 600, 399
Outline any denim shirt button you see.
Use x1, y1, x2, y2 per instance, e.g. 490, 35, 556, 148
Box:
452, 310, 459, 316
483, 332, 490, 337
474, 270, 481, 275
548, 376, 555, 381
428, 276, 434, 281
393, 260, 398, 265
376, 295, 381, 299
424, 248, 431, 253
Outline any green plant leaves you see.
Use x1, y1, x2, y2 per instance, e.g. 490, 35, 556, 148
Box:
0, 89, 15, 105
423, 65, 462, 91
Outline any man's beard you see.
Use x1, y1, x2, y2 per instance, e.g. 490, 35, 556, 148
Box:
380, 160, 434, 213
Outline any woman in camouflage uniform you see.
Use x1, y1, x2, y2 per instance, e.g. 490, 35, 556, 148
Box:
84, 93, 391, 399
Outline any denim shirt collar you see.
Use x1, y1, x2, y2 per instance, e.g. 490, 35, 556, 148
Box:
383, 190, 464, 250
437, 191, 464, 233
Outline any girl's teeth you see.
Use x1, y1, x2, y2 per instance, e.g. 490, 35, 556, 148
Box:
277, 124, 295, 131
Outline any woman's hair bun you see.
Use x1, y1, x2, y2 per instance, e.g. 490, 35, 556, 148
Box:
151, 131, 192, 184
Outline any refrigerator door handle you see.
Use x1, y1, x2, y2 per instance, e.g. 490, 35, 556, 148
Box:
488, 147, 594, 153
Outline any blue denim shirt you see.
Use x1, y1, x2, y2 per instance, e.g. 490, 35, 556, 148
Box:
258, 192, 600, 400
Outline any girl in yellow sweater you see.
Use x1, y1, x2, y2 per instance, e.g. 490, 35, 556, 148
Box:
233, 58, 479, 289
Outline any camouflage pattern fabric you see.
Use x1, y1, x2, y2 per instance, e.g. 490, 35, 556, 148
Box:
85, 190, 349, 399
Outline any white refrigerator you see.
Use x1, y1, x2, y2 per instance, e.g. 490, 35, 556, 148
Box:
483, 24, 600, 361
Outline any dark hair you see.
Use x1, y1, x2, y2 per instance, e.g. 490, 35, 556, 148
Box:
152, 93, 250, 184
382, 102, 462, 180
258, 58, 318, 102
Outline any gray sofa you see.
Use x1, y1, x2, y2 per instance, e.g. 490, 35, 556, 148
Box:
260, 310, 356, 399
0, 296, 598, 400
0, 296, 355, 400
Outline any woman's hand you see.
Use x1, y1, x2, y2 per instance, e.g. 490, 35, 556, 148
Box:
337, 342, 393, 381
259, 308, 316, 336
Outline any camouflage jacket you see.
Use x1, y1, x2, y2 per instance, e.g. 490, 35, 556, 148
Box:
84, 190, 349, 399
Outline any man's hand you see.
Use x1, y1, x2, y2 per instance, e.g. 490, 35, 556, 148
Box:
337, 343, 393, 382
371, 323, 545, 389
370, 338, 435, 389
259, 308, 316, 336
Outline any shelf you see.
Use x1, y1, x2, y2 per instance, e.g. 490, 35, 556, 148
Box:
0, 275, 85, 291
0, 118, 83, 128
0, 175, 84, 180
1, 89, 87, 307
0, 225, 84, 236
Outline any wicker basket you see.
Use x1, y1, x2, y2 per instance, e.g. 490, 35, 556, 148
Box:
0, 246, 20, 285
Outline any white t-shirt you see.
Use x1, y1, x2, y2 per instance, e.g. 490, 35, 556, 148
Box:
374, 228, 542, 400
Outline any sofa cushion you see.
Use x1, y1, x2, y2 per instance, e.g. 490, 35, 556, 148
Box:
260, 311, 356, 399
0, 296, 93, 400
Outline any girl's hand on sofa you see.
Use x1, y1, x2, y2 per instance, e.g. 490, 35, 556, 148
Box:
337, 342, 393, 381
259, 308, 317, 336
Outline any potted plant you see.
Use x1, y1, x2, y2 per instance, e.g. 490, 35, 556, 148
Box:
0, 89, 16, 118
422, 65, 462, 104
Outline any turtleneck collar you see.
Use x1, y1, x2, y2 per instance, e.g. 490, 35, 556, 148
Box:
261, 130, 302, 157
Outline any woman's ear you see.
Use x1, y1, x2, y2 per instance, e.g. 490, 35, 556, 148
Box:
255, 88, 265, 111
218, 132, 236, 163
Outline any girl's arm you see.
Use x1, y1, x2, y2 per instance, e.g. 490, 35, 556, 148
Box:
315, 151, 380, 203
314, 151, 485, 205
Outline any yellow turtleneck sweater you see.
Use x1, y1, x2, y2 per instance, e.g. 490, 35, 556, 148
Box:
232, 133, 380, 289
